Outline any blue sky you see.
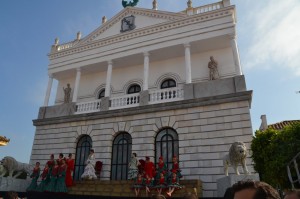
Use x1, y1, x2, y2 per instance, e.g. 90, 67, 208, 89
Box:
0, 0, 299, 163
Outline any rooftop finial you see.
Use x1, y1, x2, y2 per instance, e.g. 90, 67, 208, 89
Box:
54, 37, 59, 46
76, 31, 81, 40
152, 0, 158, 10
187, 0, 192, 8
102, 16, 107, 24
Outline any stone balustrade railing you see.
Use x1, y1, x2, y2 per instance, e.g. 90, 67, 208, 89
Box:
149, 87, 184, 104
194, 2, 223, 14
57, 40, 79, 51
110, 93, 140, 110
75, 100, 101, 114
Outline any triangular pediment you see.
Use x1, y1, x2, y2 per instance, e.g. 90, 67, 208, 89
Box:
79, 7, 187, 44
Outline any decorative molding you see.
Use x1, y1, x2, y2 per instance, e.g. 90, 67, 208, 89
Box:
122, 79, 143, 94
154, 72, 183, 89
49, 7, 233, 59
94, 84, 114, 99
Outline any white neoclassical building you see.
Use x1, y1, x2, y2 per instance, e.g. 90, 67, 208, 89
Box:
31, 0, 254, 196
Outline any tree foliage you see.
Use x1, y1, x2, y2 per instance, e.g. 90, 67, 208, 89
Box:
251, 122, 300, 189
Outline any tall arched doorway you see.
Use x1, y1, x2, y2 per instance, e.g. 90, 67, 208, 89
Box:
74, 135, 92, 181
111, 132, 132, 180
155, 128, 179, 170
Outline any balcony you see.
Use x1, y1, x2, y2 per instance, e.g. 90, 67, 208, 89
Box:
74, 87, 184, 114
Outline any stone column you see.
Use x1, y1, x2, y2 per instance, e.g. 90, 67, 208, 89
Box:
230, 35, 242, 75
184, 43, 192, 84
143, 52, 150, 91
105, 60, 113, 97
43, 74, 53, 107
72, 68, 81, 103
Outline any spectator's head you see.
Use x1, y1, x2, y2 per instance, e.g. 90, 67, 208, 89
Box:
151, 194, 166, 199
232, 180, 280, 199
284, 190, 300, 199
183, 192, 198, 199
59, 153, 64, 158
4, 191, 18, 199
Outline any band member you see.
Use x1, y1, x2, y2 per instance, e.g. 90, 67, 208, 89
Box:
26, 162, 40, 192
132, 173, 144, 197
155, 172, 167, 195
128, 153, 140, 180
37, 164, 50, 192
66, 153, 75, 187
56, 159, 68, 193
144, 156, 155, 179
155, 156, 167, 180
171, 155, 182, 178
166, 172, 182, 197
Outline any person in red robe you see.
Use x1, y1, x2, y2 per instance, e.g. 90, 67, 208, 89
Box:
65, 153, 75, 187
144, 156, 155, 179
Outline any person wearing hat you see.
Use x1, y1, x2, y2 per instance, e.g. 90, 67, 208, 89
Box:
144, 156, 155, 179
81, 148, 97, 180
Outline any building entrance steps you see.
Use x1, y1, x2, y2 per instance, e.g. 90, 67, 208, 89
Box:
68, 179, 202, 198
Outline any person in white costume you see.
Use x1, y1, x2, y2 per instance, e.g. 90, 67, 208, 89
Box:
81, 149, 97, 180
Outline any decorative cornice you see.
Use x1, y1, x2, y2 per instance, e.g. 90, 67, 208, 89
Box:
49, 6, 234, 60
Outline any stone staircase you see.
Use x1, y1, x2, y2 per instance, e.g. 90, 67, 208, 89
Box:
68, 180, 202, 198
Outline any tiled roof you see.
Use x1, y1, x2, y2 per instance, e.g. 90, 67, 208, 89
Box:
0, 136, 10, 146
268, 120, 300, 130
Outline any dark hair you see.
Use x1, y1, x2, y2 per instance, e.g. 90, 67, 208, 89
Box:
68, 153, 72, 158
133, 153, 137, 157
59, 153, 64, 158
90, 149, 94, 153
4, 191, 18, 199
232, 180, 280, 199
285, 190, 300, 199
151, 194, 166, 199
183, 192, 198, 199
223, 187, 234, 199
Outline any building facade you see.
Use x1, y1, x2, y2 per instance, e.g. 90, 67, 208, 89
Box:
31, 0, 254, 196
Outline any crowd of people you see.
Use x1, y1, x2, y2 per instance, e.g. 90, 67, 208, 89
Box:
23, 150, 300, 199
26, 153, 74, 193
129, 154, 183, 197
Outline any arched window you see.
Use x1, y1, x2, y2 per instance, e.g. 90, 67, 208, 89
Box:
127, 84, 141, 94
74, 135, 92, 181
161, 79, 176, 89
98, 89, 105, 99
155, 128, 179, 170
111, 132, 132, 180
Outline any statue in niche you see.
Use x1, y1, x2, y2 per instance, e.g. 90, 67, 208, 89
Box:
63, 84, 72, 103
208, 56, 219, 80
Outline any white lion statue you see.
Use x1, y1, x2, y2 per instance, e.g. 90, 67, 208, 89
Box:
223, 142, 250, 176
0, 156, 32, 178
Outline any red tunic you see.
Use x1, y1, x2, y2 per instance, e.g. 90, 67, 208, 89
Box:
158, 177, 165, 185
144, 161, 155, 178
65, 159, 74, 187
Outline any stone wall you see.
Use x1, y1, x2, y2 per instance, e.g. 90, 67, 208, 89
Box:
31, 91, 253, 197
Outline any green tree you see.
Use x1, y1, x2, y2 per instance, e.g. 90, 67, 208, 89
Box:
251, 122, 300, 189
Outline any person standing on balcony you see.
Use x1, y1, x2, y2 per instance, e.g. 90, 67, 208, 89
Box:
81, 149, 97, 180
128, 153, 140, 180
63, 83, 72, 103
144, 156, 155, 179
65, 153, 75, 187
